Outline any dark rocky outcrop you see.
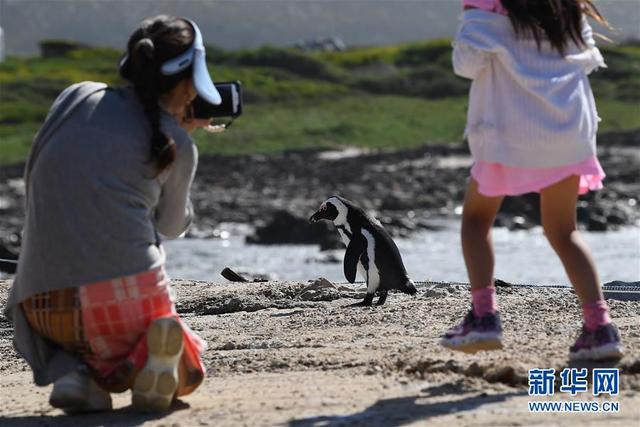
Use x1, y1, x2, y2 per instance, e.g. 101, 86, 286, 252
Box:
246, 210, 342, 249
1, 131, 638, 260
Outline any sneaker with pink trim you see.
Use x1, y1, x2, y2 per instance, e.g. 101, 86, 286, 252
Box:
569, 324, 624, 361
440, 309, 503, 353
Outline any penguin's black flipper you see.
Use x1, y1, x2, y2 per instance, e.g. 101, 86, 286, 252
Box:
343, 234, 365, 283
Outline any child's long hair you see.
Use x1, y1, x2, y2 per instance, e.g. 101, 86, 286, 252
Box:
500, 0, 610, 54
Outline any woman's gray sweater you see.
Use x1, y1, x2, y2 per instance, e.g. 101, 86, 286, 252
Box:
4, 81, 198, 385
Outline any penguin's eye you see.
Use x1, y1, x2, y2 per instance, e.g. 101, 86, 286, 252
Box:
320, 203, 327, 211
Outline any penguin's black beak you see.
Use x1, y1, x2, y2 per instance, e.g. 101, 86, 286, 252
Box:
310, 202, 338, 223
309, 210, 323, 223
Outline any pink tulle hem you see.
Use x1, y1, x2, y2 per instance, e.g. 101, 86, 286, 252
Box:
471, 156, 605, 197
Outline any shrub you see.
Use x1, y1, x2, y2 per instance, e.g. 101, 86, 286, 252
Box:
232, 46, 341, 81
354, 68, 468, 99
395, 39, 453, 67
39, 39, 90, 58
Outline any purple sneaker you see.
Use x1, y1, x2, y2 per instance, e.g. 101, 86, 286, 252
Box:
569, 324, 624, 361
440, 309, 503, 353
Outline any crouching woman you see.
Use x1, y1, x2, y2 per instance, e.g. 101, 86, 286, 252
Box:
4, 15, 220, 413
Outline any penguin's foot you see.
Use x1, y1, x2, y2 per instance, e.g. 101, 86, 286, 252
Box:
376, 291, 388, 306
362, 294, 374, 306
440, 310, 503, 354
346, 294, 374, 308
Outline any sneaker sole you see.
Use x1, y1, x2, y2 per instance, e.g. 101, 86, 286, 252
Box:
570, 342, 625, 361
132, 317, 184, 412
440, 333, 503, 354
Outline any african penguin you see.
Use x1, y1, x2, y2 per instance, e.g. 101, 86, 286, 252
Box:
309, 195, 417, 306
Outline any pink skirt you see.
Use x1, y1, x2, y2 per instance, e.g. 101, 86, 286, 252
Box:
471, 155, 605, 197
79, 267, 206, 395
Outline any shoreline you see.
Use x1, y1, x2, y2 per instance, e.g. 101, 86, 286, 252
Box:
0, 278, 638, 425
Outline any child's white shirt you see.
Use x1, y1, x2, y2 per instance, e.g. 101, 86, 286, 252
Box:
453, 9, 606, 168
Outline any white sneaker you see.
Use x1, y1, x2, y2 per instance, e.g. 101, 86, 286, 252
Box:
49, 369, 112, 413
132, 317, 184, 412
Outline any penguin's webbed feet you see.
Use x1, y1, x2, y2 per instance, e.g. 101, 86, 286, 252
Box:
346, 294, 374, 308
376, 291, 388, 306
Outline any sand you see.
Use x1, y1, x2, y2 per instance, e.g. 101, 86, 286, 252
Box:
1, 278, 638, 426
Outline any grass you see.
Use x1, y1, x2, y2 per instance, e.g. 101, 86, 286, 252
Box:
1, 40, 639, 164
194, 96, 468, 156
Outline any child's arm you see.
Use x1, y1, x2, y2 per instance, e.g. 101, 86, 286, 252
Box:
452, 9, 501, 80
452, 43, 491, 79
565, 18, 607, 75
452, 33, 492, 80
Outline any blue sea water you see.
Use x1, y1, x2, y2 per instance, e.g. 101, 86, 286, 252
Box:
163, 222, 640, 286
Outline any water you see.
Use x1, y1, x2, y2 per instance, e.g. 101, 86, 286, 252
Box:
164, 222, 640, 286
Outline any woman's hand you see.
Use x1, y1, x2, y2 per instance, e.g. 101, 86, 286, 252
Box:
180, 117, 213, 134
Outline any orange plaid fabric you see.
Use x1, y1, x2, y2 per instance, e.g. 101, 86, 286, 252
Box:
21, 287, 91, 355
21, 267, 206, 396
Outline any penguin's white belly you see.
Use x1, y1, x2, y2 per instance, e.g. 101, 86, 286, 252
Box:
361, 229, 380, 293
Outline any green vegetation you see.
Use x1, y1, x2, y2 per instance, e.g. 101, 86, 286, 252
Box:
1, 39, 639, 164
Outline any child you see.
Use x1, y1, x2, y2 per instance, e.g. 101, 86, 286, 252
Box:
440, 0, 624, 361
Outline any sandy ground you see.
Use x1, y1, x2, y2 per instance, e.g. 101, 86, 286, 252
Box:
1, 278, 638, 426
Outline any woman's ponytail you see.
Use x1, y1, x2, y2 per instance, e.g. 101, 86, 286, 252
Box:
120, 16, 193, 173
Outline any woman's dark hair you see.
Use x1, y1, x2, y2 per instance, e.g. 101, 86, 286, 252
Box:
500, 0, 610, 54
120, 15, 194, 172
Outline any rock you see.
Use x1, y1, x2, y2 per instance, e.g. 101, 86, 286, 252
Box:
483, 363, 527, 386
296, 278, 342, 301
483, 365, 516, 385
2, 141, 640, 262
422, 286, 448, 298
494, 279, 512, 287
306, 252, 342, 264
295, 36, 346, 52
221, 268, 278, 283
624, 359, 640, 374
509, 215, 535, 231
221, 267, 249, 282
465, 362, 484, 377
220, 341, 238, 350
606, 208, 628, 225
587, 215, 608, 231
0, 241, 18, 274
603, 280, 640, 288
246, 210, 342, 249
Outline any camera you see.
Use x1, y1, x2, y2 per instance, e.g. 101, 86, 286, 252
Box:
191, 81, 243, 120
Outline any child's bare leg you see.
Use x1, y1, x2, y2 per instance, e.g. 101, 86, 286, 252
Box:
541, 175, 623, 360
461, 178, 504, 290
540, 175, 602, 304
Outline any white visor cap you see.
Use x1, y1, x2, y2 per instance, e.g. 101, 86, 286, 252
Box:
159, 19, 222, 105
